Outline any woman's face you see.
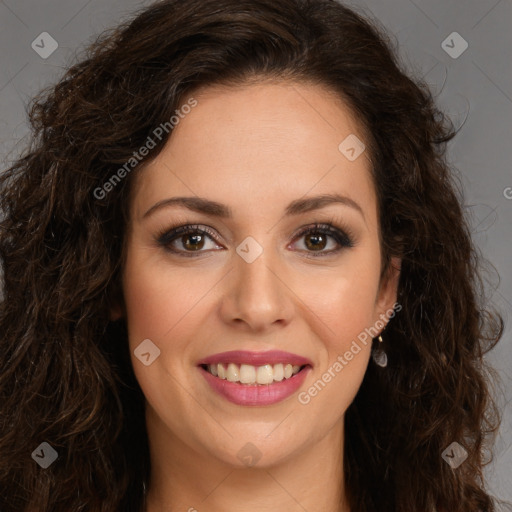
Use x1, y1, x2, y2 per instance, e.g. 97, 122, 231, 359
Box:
119, 81, 400, 468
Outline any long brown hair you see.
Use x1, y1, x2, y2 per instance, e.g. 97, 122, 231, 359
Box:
0, 0, 506, 510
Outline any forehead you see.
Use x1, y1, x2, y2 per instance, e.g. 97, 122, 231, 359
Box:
132, 80, 376, 223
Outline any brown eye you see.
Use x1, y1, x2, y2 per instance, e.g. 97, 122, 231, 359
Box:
181, 233, 206, 251
291, 223, 354, 257
157, 224, 223, 256
304, 232, 328, 251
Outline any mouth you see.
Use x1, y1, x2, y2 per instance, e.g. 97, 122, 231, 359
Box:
196, 350, 313, 406
199, 362, 310, 385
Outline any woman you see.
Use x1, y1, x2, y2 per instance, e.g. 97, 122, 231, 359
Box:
0, 0, 506, 510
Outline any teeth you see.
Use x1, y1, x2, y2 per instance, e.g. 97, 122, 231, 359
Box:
205, 362, 304, 384
256, 364, 274, 384
273, 363, 284, 381
240, 364, 256, 384
226, 363, 239, 382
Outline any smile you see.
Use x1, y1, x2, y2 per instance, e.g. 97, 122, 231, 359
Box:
201, 362, 304, 385
197, 350, 313, 406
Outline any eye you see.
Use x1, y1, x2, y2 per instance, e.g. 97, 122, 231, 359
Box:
156, 221, 355, 258
156, 224, 223, 256
290, 223, 354, 257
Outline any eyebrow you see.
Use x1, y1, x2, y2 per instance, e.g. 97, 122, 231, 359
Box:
142, 193, 365, 221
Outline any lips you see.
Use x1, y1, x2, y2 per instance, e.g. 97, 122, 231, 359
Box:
197, 350, 313, 406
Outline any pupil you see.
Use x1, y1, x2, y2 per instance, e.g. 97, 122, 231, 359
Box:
184, 233, 204, 250
306, 233, 326, 250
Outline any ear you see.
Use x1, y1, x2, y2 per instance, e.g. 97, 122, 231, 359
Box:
373, 256, 402, 331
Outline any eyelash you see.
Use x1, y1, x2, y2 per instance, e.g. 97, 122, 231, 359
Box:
155, 219, 355, 258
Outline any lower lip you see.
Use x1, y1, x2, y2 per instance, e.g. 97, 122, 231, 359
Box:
199, 365, 312, 406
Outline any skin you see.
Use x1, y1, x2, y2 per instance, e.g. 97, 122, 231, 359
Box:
114, 80, 401, 512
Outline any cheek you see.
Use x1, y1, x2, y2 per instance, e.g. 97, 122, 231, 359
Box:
297, 277, 374, 423
121, 250, 222, 399
289, 256, 379, 409
121, 252, 213, 414
314, 275, 374, 384
122, 251, 214, 345
291, 258, 381, 345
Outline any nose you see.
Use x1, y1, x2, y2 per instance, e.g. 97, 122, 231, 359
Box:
219, 248, 294, 333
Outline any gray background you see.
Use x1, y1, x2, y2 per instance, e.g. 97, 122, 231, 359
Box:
1, 0, 511, 504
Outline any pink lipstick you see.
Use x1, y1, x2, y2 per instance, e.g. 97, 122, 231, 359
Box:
197, 350, 312, 406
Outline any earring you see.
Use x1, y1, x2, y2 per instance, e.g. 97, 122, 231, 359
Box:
372, 334, 388, 367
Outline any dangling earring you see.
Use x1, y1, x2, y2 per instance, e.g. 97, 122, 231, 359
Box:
372, 334, 387, 367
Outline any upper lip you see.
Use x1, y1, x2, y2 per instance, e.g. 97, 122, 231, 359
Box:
197, 350, 313, 367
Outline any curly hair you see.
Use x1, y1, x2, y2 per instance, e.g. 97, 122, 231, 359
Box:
0, 0, 506, 511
